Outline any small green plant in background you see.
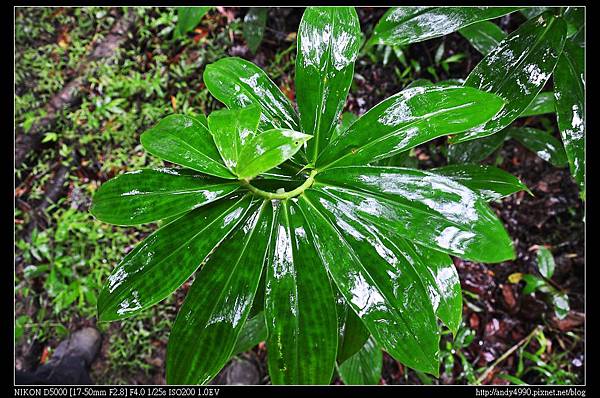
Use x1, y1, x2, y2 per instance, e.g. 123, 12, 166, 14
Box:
90, 6, 545, 385
520, 247, 570, 320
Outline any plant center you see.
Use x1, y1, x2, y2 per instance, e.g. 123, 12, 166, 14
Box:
240, 169, 318, 200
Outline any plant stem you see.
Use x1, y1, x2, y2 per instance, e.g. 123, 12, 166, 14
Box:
241, 169, 318, 200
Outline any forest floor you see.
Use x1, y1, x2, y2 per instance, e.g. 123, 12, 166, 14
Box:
14, 7, 584, 385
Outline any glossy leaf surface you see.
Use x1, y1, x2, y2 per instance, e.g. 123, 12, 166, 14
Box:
166, 201, 274, 384
91, 168, 240, 226
536, 247, 555, 279
451, 12, 567, 143
431, 164, 530, 201
141, 114, 234, 179
316, 86, 505, 169
236, 129, 312, 180
368, 7, 518, 47
402, 241, 462, 334
447, 129, 508, 164
204, 57, 300, 131
296, 7, 361, 163
332, 111, 358, 142
507, 127, 568, 167
97, 195, 254, 321
231, 312, 267, 357
459, 21, 505, 55
554, 41, 585, 198
520, 92, 556, 117
314, 166, 515, 262
243, 8, 268, 54
336, 301, 370, 364
298, 190, 440, 375
522, 274, 546, 295
338, 337, 382, 385
174, 7, 211, 39
207, 105, 261, 174
265, 201, 338, 384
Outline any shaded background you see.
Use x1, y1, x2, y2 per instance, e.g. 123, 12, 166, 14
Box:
14, 7, 584, 385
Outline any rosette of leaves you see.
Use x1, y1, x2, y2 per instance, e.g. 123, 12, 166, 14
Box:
91, 7, 528, 385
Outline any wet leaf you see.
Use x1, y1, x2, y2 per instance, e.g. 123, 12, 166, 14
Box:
243, 8, 268, 54
298, 190, 441, 375
204, 57, 300, 131
313, 166, 515, 262
520, 92, 556, 117
97, 195, 255, 321
174, 7, 212, 39
316, 86, 506, 169
338, 337, 382, 385
536, 247, 555, 279
447, 129, 508, 164
431, 164, 530, 201
231, 312, 267, 356
207, 105, 262, 174
265, 201, 338, 384
141, 114, 234, 179
507, 127, 568, 168
296, 7, 361, 163
450, 12, 567, 144
522, 274, 546, 295
554, 40, 585, 198
368, 7, 518, 47
236, 129, 312, 180
166, 201, 274, 384
91, 168, 240, 226
459, 20, 506, 55
336, 300, 370, 364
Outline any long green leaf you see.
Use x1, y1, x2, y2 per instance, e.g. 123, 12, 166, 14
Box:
507, 127, 568, 168
298, 190, 440, 375
520, 92, 556, 117
459, 21, 506, 55
296, 7, 361, 163
243, 8, 268, 54
141, 114, 234, 179
231, 312, 268, 357
97, 194, 255, 321
174, 7, 211, 39
447, 129, 508, 164
316, 86, 505, 169
554, 41, 585, 198
91, 168, 239, 226
431, 164, 530, 201
265, 200, 338, 384
338, 337, 382, 385
536, 247, 556, 279
336, 300, 370, 364
398, 241, 462, 335
236, 129, 312, 180
368, 7, 518, 47
204, 57, 300, 131
451, 12, 567, 144
314, 166, 515, 262
166, 201, 274, 385
207, 105, 261, 174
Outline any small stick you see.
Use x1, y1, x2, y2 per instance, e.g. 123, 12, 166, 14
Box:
475, 325, 543, 385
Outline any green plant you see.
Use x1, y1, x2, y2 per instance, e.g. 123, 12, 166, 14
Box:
409, 7, 585, 199
173, 7, 212, 39
521, 247, 570, 319
91, 7, 533, 385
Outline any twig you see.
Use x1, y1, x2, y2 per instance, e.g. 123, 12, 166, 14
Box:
475, 325, 543, 385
